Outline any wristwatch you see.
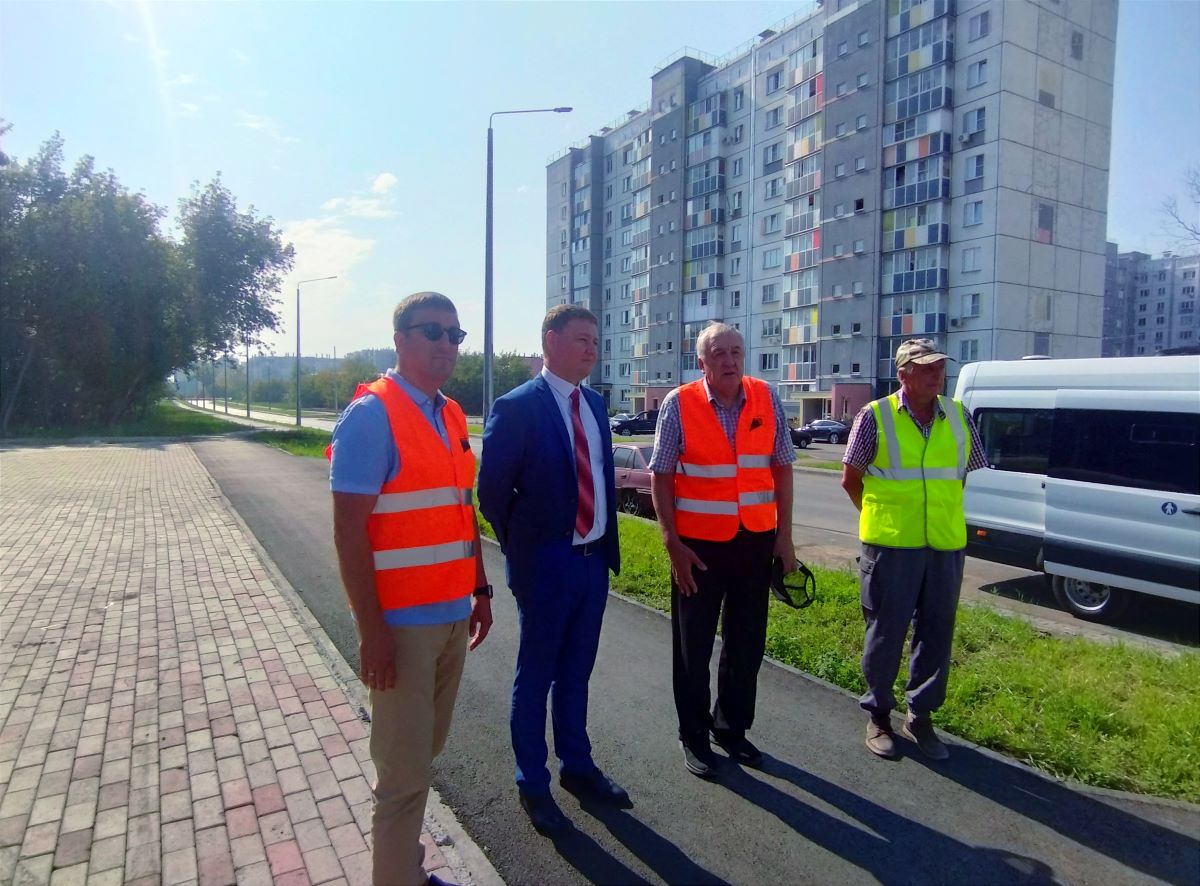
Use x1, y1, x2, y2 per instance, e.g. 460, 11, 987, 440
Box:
473, 584, 494, 599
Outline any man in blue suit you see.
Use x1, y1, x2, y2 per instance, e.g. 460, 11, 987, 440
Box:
479, 304, 626, 837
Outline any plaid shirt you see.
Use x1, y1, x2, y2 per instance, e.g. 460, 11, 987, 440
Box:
842, 391, 988, 474
649, 378, 796, 473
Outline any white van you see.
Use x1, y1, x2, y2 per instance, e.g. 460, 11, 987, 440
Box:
954, 355, 1200, 622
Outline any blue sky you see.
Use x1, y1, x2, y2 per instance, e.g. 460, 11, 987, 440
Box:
1, 0, 1197, 360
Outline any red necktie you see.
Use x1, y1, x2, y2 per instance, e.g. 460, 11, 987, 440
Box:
570, 388, 595, 538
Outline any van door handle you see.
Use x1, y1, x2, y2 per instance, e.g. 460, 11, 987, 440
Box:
1183, 507, 1200, 515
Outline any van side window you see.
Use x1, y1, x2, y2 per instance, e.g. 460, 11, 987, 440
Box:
975, 409, 1053, 474
1049, 410, 1200, 496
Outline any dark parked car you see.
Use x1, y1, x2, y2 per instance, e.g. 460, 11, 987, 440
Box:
612, 409, 660, 436
789, 426, 813, 449
608, 412, 632, 430
800, 418, 852, 444
612, 443, 655, 516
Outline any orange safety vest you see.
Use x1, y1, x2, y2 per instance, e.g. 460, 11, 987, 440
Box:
672, 377, 778, 541
335, 377, 477, 611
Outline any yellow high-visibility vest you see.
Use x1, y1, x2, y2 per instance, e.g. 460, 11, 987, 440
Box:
860, 393, 969, 550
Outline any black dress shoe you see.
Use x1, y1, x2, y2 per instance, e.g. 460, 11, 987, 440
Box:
559, 769, 633, 808
518, 791, 571, 837
681, 737, 719, 779
711, 729, 765, 768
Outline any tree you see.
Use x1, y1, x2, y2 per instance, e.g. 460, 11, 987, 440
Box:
0, 132, 295, 432
1162, 165, 1200, 249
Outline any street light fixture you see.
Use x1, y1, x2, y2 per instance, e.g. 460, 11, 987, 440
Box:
295, 275, 338, 426
484, 106, 572, 422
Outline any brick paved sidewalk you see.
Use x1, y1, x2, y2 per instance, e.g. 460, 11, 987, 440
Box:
0, 443, 496, 886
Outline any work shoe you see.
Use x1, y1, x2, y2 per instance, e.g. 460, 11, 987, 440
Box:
710, 729, 765, 768
681, 737, 719, 779
518, 790, 571, 837
560, 769, 633, 808
902, 714, 949, 761
865, 715, 897, 759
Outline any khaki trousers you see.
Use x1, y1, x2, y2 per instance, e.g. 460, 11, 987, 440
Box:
369, 620, 468, 886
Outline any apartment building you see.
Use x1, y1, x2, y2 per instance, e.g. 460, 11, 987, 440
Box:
1103, 244, 1200, 356
547, 0, 1118, 421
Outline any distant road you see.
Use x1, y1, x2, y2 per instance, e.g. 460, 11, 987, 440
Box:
177, 398, 339, 432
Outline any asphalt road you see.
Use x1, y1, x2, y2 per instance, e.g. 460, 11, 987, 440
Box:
191, 437, 1199, 886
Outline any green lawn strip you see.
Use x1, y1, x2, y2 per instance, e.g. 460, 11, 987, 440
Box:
613, 514, 1200, 803
253, 427, 333, 458
254, 432, 1200, 802
8, 400, 248, 438
794, 456, 844, 471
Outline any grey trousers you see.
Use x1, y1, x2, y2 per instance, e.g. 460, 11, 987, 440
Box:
858, 544, 965, 718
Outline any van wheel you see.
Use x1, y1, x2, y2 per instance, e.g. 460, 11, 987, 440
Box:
1051, 575, 1130, 623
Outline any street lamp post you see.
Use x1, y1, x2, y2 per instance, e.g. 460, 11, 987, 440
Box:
484, 106, 572, 422
295, 275, 338, 426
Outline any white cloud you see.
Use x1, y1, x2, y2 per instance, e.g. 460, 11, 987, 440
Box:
320, 196, 398, 220
371, 173, 398, 194
236, 111, 299, 144
175, 102, 200, 117
283, 217, 377, 281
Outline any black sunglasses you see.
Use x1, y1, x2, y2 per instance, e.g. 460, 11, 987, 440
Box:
403, 322, 467, 345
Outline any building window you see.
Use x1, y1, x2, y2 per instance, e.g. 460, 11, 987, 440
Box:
732, 157, 744, 177
734, 88, 744, 110
835, 121, 847, 137
968, 59, 988, 88
854, 239, 865, 253
853, 280, 864, 294
855, 156, 866, 172
857, 72, 868, 89
969, 11, 990, 41
760, 352, 780, 371
766, 70, 783, 93
729, 290, 741, 308
963, 107, 986, 135
765, 213, 782, 235
834, 243, 845, 257
762, 317, 782, 337
962, 246, 981, 272
837, 41, 848, 56
831, 363, 841, 374
963, 292, 981, 317
856, 114, 867, 130
858, 30, 870, 47
832, 324, 842, 335
836, 81, 848, 97
1033, 332, 1050, 354
854, 197, 865, 212
964, 200, 983, 226
730, 256, 743, 275
1071, 31, 1084, 60
1039, 90, 1056, 109
766, 106, 783, 128
835, 162, 847, 177
763, 249, 782, 269
733, 124, 745, 143
852, 322, 862, 334
764, 178, 783, 198
966, 154, 984, 183
960, 339, 979, 362
1036, 204, 1055, 244
763, 142, 782, 165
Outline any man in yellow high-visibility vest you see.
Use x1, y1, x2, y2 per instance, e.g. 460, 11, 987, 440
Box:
840, 339, 987, 760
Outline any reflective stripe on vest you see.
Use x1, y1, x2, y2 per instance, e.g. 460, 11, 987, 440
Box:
372, 487, 474, 514
353, 377, 478, 610
672, 377, 778, 541
859, 393, 969, 550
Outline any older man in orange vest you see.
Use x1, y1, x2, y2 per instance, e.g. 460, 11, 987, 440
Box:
330, 291, 493, 886
650, 322, 796, 778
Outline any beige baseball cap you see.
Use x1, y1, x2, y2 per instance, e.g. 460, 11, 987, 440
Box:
895, 338, 954, 369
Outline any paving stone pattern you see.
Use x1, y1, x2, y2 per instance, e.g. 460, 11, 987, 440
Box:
0, 444, 450, 886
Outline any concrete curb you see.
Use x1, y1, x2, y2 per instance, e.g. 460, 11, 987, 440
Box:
198, 447, 506, 886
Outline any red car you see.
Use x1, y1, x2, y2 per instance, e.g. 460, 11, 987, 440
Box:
612, 443, 655, 517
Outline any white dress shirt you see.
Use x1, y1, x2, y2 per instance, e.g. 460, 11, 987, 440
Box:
540, 367, 607, 544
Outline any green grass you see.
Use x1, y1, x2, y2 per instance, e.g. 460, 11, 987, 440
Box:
8, 400, 248, 438
254, 427, 333, 458
794, 456, 844, 471
612, 515, 1200, 803
254, 431, 1200, 802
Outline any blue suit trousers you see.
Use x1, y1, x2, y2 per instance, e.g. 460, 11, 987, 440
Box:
510, 542, 610, 795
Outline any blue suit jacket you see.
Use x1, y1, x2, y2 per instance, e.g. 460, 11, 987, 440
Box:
478, 375, 621, 592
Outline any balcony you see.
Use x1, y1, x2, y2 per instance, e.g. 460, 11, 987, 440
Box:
685, 272, 724, 292
685, 207, 725, 230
